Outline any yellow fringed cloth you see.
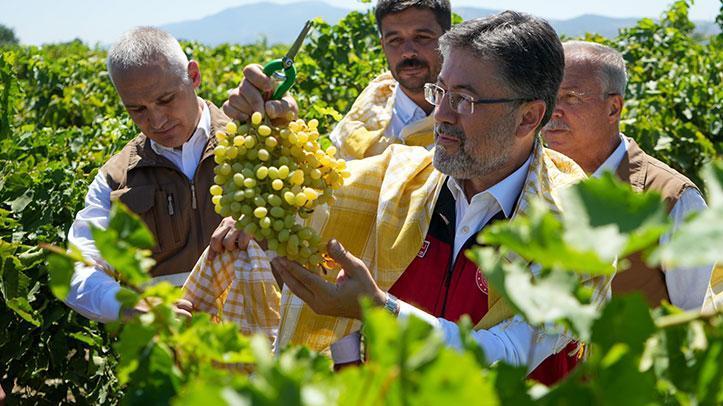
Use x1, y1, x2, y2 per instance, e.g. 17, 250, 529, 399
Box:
184, 138, 613, 354
707, 265, 723, 311
329, 71, 435, 160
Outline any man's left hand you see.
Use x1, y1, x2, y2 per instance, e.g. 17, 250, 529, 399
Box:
271, 239, 387, 320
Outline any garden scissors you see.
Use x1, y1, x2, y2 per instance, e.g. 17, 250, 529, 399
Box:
263, 20, 313, 100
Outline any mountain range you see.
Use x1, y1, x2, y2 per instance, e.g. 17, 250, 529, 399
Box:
161, 1, 719, 46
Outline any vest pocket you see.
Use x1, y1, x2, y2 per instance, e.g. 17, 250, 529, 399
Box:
154, 183, 190, 253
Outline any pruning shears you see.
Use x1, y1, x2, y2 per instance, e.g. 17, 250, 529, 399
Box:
263, 20, 313, 100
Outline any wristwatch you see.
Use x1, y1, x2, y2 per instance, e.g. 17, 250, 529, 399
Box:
383, 292, 400, 316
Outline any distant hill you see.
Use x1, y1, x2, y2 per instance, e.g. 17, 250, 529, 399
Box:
162, 1, 349, 45
162, 1, 719, 45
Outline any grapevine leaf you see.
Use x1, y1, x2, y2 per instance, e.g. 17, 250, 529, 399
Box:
560, 172, 668, 261
90, 202, 154, 286
467, 247, 600, 340
479, 200, 615, 275
47, 252, 74, 300
591, 294, 656, 354
650, 161, 723, 268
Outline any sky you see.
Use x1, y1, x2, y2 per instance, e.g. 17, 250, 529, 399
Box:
1, 0, 719, 45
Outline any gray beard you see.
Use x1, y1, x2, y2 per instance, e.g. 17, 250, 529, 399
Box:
432, 123, 511, 180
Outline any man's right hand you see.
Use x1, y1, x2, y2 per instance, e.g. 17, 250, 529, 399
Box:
208, 216, 253, 260
223, 64, 299, 126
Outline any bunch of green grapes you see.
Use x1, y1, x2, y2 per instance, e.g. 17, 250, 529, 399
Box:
209, 112, 349, 268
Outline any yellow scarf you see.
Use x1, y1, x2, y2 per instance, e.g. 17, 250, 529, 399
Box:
184, 137, 612, 353
276, 139, 611, 351
332, 71, 435, 159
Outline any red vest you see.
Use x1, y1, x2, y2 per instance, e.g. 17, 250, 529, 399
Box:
389, 183, 577, 385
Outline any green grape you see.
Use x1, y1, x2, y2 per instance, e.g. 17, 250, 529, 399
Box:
211, 112, 347, 267
270, 206, 285, 218
254, 207, 268, 218
210, 185, 223, 196
268, 194, 282, 207
273, 220, 285, 232
278, 229, 290, 242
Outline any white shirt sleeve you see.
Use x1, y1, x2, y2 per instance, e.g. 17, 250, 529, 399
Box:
660, 188, 713, 311
397, 301, 571, 372
65, 171, 122, 322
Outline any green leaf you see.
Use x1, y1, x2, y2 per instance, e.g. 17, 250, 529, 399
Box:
7, 190, 33, 212
116, 287, 140, 308
69, 331, 99, 346
479, 200, 615, 275
651, 161, 723, 268
468, 247, 600, 340
107, 202, 156, 250
90, 202, 155, 286
114, 321, 156, 384
311, 104, 343, 122
591, 294, 656, 354
560, 172, 668, 260
47, 252, 74, 300
6, 296, 41, 327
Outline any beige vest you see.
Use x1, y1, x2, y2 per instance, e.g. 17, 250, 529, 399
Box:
101, 101, 227, 277
613, 136, 700, 307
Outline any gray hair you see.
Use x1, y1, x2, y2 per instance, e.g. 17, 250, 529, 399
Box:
107, 26, 189, 86
438, 11, 565, 130
563, 40, 627, 96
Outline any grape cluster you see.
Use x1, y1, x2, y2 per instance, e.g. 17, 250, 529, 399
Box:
210, 112, 349, 268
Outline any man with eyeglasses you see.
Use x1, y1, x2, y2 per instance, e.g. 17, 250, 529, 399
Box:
203, 12, 612, 384
542, 41, 713, 311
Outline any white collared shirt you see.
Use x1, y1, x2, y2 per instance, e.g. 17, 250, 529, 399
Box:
64, 100, 211, 322
446, 155, 531, 261
385, 86, 429, 142
593, 135, 713, 311
332, 152, 572, 372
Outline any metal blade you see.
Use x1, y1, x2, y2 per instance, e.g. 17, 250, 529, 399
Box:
284, 20, 313, 62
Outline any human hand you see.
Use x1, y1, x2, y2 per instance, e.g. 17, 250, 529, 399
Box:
271, 239, 386, 320
222, 64, 298, 126
208, 216, 253, 261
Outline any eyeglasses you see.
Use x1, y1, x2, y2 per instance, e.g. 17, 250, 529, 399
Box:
424, 83, 533, 115
557, 90, 620, 107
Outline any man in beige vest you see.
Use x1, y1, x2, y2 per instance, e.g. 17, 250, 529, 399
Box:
65, 27, 227, 321
542, 40, 713, 310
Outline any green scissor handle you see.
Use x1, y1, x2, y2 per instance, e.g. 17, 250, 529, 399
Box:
263, 57, 297, 101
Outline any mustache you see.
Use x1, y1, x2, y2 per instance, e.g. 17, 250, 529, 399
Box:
395, 57, 429, 71
434, 123, 465, 141
542, 119, 570, 131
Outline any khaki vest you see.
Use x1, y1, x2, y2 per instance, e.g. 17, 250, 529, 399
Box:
101, 101, 227, 277
613, 136, 700, 307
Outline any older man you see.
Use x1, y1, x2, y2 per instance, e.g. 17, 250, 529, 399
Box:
216, 12, 611, 384
542, 41, 712, 311
65, 27, 228, 321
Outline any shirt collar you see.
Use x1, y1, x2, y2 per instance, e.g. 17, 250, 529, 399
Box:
150, 99, 211, 155
394, 86, 428, 125
446, 153, 533, 218
592, 134, 628, 178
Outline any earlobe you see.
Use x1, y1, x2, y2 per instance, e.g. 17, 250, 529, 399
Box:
188, 60, 202, 88
608, 96, 623, 121
516, 100, 546, 138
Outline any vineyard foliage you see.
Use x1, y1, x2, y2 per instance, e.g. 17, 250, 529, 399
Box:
0, 1, 722, 404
